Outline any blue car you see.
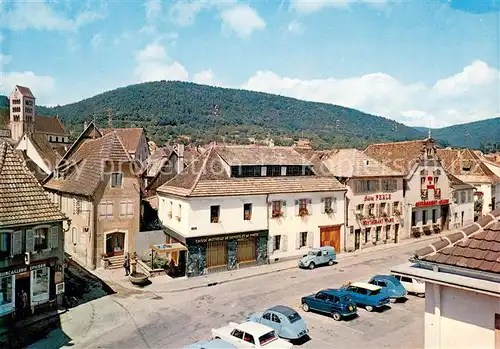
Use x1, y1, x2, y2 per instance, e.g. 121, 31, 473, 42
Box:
247, 305, 309, 340
301, 289, 357, 321
368, 275, 407, 303
184, 339, 237, 349
341, 282, 390, 312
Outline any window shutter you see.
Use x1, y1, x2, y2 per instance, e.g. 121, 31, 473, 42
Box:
49, 226, 59, 249
295, 232, 301, 249
333, 198, 338, 213
127, 202, 134, 216
269, 235, 275, 253
107, 203, 113, 217
26, 229, 35, 252
120, 202, 126, 217
307, 231, 314, 247
281, 234, 288, 252
11, 231, 21, 256
307, 199, 312, 215
281, 200, 287, 217
295, 200, 299, 216
386, 203, 391, 215
268, 201, 272, 218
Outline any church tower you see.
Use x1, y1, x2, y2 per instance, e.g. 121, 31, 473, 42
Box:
9, 85, 36, 142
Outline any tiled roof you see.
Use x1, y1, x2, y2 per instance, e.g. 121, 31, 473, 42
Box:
216, 145, 312, 166
316, 148, 403, 178
0, 141, 66, 228
14, 149, 48, 183
414, 208, 500, 274
100, 128, 145, 154
27, 133, 63, 171
437, 148, 500, 183
44, 131, 132, 196
145, 146, 174, 177
447, 172, 475, 190
158, 146, 345, 197
364, 139, 430, 176
35, 115, 68, 136
16, 85, 35, 98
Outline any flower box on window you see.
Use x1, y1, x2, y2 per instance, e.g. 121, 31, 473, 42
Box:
355, 213, 364, 220
272, 210, 283, 218
244, 212, 252, 220
167, 211, 172, 218
298, 208, 308, 217
175, 216, 181, 222
324, 207, 334, 214
421, 189, 428, 199
434, 188, 441, 199
381, 212, 388, 218
394, 209, 401, 216
211, 217, 219, 223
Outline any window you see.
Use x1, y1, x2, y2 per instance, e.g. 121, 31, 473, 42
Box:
367, 180, 379, 192
315, 292, 327, 300
0, 276, 13, 314
243, 333, 255, 344
298, 199, 307, 211
460, 191, 466, 204
34, 227, 48, 250
468, 190, 473, 203
432, 209, 437, 224
286, 166, 302, 176
356, 204, 364, 213
401, 276, 413, 283
120, 200, 134, 218
393, 201, 400, 214
381, 179, 397, 192
12, 107, 21, 113
73, 198, 82, 215
25, 99, 33, 106
273, 235, 281, 251
412, 212, 416, 226
259, 332, 278, 346
111, 172, 123, 188
210, 205, 220, 223
13, 115, 19, 122
0, 232, 10, 259
231, 329, 244, 339
12, 99, 20, 104
271, 201, 283, 218
177, 204, 182, 221
299, 232, 307, 248
422, 210, 427, 224
356, 180, 379, 193
434, 177, 439, 186
243, 203, 252, 220
25, 107, 33, 113
324, 197, 335, 213
421, 177, 426, 187
72, 227, 78, 245
31, 268, 50, 304
266, 166, 281, 177
368, 203, 375, 216
99, 202, 114, 219
271, 314, 281, 323
263, 312, 271, 320
82, 201, 90, 215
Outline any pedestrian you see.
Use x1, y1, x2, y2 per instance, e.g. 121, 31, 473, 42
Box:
123, 255, 130, 276
20, 290, 28, 318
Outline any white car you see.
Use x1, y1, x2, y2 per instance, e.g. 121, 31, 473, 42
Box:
392, 273, 425, 297
212, 321, 293, 349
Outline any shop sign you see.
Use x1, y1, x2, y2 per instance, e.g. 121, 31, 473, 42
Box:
364, 194, 392, 201
362, 217, 395, 226
415, 199, 449, 208
194, 232, 261, 244
0, 263, 48, 278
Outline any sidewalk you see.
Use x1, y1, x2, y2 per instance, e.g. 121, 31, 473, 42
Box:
93, 235, 439, 294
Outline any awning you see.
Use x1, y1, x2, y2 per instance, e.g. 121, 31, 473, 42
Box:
161, 225, 187, 244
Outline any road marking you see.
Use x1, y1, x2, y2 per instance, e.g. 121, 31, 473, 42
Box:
301, 312, 365, 335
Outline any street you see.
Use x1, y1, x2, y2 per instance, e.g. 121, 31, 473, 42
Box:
32, 240, 430, 349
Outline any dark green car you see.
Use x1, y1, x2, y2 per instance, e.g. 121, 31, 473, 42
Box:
301, 289, 357, 321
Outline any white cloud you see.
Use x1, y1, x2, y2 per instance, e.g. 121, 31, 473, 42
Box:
134, 42, 189, 83
290, 0, 390, 14
0, 1, 105, 31
145, 0, 163, 22
241, 60, 500, 128
90, 33, 104, 50
0, 71, 56, 102
193, 69, 224, 87
0, 53, 11, 66
169, 0, 214, 26
220, 4, 266, 38
287, 20, 304, 34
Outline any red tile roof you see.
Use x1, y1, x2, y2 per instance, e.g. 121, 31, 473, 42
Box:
15, 85, 34, 98
0, 141, 66, 228
415, 208, 500, 274
437, 148, 500, 183
100, 128, 145, 154
35, 115, 68, 136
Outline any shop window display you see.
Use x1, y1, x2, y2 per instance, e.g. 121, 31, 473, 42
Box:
0, 276, 14, 315
31, 268, 50, 304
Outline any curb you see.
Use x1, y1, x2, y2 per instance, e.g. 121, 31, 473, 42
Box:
102, 235, 439, 294
0, 308, 67, 337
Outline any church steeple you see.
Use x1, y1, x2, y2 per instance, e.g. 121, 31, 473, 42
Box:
9, 85, 35, 142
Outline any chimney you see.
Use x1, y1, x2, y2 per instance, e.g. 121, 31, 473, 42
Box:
177, 143, 185, 173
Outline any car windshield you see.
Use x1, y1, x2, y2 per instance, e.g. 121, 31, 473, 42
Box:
287, 311, 302, 323
307, 250, 319, 256
370, 289, 381, 296
259, 331, 278, 346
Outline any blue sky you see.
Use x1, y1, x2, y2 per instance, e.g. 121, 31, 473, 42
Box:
0, 0, 499, 127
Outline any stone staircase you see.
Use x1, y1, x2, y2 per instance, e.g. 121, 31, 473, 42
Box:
106, 255, 125, 270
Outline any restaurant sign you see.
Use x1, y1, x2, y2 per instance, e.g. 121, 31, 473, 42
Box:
362, 217, 395, 226
194, 232, 261, 244
0, 263, 48, 278
364, 194, 392, 201
415, 199, 449, 208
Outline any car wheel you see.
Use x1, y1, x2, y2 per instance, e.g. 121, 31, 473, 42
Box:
302, 303, 310, 312
390, 298, 397, 303
417, 293, 425, 298
308, 262, 315, 270
365, 305, 374, 312
332, 312, 342, 321
328, 259, 334, 266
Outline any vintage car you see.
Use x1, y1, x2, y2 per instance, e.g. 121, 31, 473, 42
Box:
368, 275, 407, 302
184, 339, 237, 349
247, 305, 308, 340
391, 272, 425, 297
298, 246, 336, 269
212, 321, 293, 348
301, 288, 357, 321
340, 282, 390, 312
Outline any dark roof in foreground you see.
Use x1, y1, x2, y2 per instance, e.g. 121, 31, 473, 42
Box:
0, 141, 66, 228
414, 208, 500, 274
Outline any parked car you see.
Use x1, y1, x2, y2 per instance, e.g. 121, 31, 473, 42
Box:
298, 246, 336, 269
184, 339, 237, 349
340, 282, 390, 312
391, 273, 425, 297
212, 321, 293, 348
301, 288, 357, 321
368, 275, 407, 303
247, 305, 308, 340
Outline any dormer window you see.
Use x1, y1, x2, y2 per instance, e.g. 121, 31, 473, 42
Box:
462, 161, 472, 171
426, 148, 433, 159
111, 172, 123, 188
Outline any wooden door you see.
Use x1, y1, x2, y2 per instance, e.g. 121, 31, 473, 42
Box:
106, 232, 125, 256
206, 241, 227, 268
320, 225, 341, 252
237, 238, 256, 263
354, 230, 360, 250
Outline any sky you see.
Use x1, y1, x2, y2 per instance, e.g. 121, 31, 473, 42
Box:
0, 0, 499, 128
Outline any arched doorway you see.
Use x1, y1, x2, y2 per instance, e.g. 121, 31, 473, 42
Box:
105, 232, 125, 257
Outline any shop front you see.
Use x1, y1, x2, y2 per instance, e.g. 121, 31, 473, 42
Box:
357, 217, 400, 247
0, 258, 63, 319
185, 230, 269, 277
411, 199, 450, 237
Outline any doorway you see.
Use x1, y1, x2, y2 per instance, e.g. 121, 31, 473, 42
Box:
440, 205, 449, 230
354, 229, 361, 250
105, 232, 125, 257
394, 224, 400, 243
320, 225, 341, 252
15, 273, 30, 318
